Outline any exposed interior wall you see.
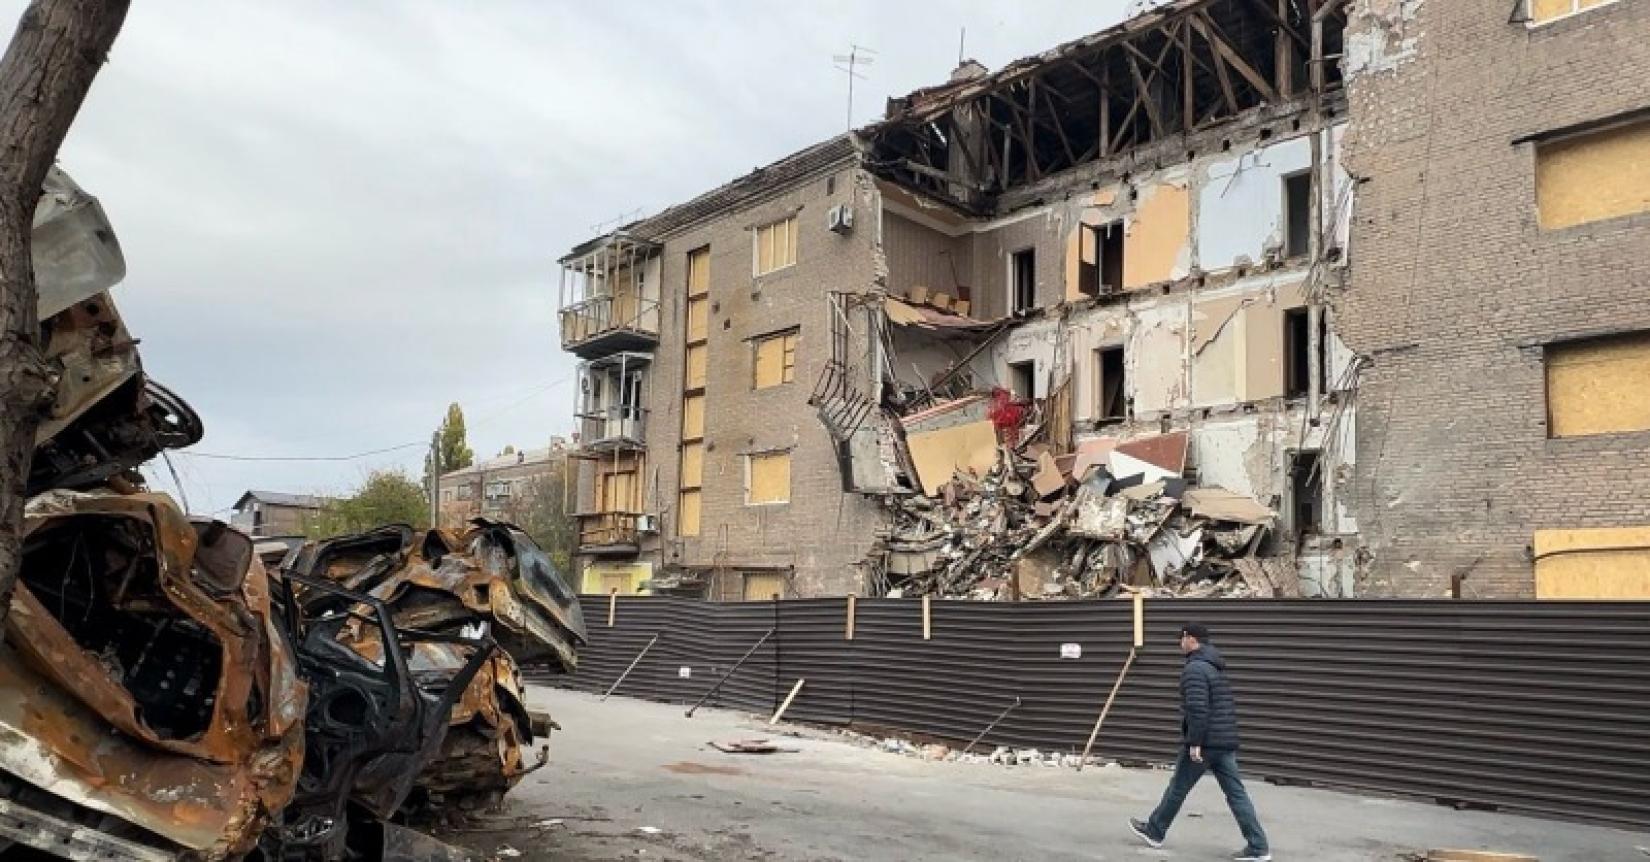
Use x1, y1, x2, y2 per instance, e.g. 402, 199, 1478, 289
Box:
1122, 176, 1193, 290
992, 318, 1059, 399
883, 211, 974, 304
1196, 136, 1312, 271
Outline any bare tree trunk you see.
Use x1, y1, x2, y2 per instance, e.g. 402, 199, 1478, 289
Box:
0, 0, 128, 623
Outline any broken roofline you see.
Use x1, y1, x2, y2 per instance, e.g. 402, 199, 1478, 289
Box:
863, 0, 1349, 212
559, 135, 863, 258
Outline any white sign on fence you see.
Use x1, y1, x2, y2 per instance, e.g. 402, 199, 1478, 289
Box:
678, 666, 693, 678
1060, 643, 1082, 660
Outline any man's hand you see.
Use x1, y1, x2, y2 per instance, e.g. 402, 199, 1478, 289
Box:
1190, 746, 1203, 763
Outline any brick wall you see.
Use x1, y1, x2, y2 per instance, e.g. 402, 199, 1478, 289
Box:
641, 164, 887, 597
1338, 0, 1650, 596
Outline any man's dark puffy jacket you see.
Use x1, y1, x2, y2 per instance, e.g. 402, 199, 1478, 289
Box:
1180, 644, 1241, 751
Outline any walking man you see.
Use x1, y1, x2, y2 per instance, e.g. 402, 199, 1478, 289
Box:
1128, 622, 1271, 861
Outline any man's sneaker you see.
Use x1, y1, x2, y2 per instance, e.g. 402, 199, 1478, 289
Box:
1231, 850, 1272, 861
1126, 818, 1163, 849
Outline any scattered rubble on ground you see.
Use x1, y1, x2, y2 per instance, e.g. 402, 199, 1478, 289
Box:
831, 728, 1121, 771
874, 399, 1294, 600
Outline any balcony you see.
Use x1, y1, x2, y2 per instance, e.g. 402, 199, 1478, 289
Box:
558, 230, 662, 359
559, 293, 660, 358
577, 406, 647, 453
576, 511, 642, 555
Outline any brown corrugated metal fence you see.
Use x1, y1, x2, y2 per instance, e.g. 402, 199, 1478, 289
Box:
533, 596, 1650, 829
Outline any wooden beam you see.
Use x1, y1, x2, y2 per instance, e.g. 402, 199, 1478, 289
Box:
1275, 0, 1296, 96
1190, 12, 1279, 102
1208, 21, 1240, 115
1181, 20, 1195, 132
1245, 0, 1311, 51
1099, 65, 1112, 157
1040, 84, 1079, 168
1026, 79, 1039, 179
1065, 58, 1105, 89
1126, 54, 1165, 138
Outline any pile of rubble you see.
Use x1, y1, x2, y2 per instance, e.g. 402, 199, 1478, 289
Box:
878, 406, 1291, 600
834, 729, 1125, 770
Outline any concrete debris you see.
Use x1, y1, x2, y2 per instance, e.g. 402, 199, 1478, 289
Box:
837, 729, 1116, 770
873, 425, 1279, 599
709, 739, 793, 754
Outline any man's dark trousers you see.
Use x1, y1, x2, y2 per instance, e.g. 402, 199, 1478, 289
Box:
1145, 747, 1269, 854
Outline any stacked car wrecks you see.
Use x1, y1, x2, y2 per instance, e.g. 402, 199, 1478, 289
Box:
0, 172, 585, 860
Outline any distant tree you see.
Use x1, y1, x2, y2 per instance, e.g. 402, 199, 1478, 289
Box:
0, 0, 130, 624
309, 470, 429, 536
505, 458, 575, 575
500, 444, 515, 456
422, 402, 474, 488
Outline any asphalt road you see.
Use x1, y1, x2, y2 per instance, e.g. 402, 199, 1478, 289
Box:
439, 687, 1645, 862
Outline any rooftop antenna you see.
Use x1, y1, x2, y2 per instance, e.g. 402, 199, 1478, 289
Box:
959, 27, 966, 65
832, 43, 877, 130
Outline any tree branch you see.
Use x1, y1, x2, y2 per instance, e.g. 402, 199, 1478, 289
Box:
0, 0, 129, 623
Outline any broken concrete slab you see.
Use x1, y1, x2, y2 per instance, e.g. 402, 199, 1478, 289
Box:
906, 419, 999, 496
1181, 486, 1275, 525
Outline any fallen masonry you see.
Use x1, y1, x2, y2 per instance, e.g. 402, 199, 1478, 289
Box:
874, 414, 1290, 600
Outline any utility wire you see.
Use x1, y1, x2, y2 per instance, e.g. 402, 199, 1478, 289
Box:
172, 375, 572, 463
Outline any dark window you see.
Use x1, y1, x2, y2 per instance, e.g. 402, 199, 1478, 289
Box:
1096, 346, 1126, 421
1077, 222, 1124, 298
1101, 223, 1124, 294
1290, 450, 1323, 537
1008, 360, 1035, 400
1284, 307, 1319, 398
1011, 248, 1036, 313
1284, 171, 1312, 259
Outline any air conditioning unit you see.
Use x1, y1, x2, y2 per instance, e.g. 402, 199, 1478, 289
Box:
637, 514, 660, 534
827, 204, 854, 234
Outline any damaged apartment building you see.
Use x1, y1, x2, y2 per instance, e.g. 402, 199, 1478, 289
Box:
1337, 0, 1650, 599
556, 0, 1362, 600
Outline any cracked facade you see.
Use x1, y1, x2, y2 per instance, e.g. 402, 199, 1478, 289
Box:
555, 0, 1650, 599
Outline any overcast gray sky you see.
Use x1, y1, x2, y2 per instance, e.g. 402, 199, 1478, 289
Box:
12, 0, 1133, 516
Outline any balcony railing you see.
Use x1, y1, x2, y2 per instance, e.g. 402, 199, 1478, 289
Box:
576, 406, 647, 451
560, 294, 659, 356
576, 511, 642, 552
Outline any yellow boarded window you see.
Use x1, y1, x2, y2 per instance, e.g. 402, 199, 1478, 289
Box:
687, 246, 710, 297
1546, 332, 1650, 437
754, 215, 798, 275
743, 571, 785, 601
1534, 526, 1650, 598
679, 441, 703, 487
753, 329, 799, 389
1529, 0, 1616, 23
1535, 117, 1650, 229
685, 344, 708, 390
677, 490, 701, 537
686, 295, 708, 343
598, 469, 637, 513
681, 394, 705, 439
747, 451, 791, 504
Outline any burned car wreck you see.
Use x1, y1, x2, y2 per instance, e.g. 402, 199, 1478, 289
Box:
0, 173, 585, 860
